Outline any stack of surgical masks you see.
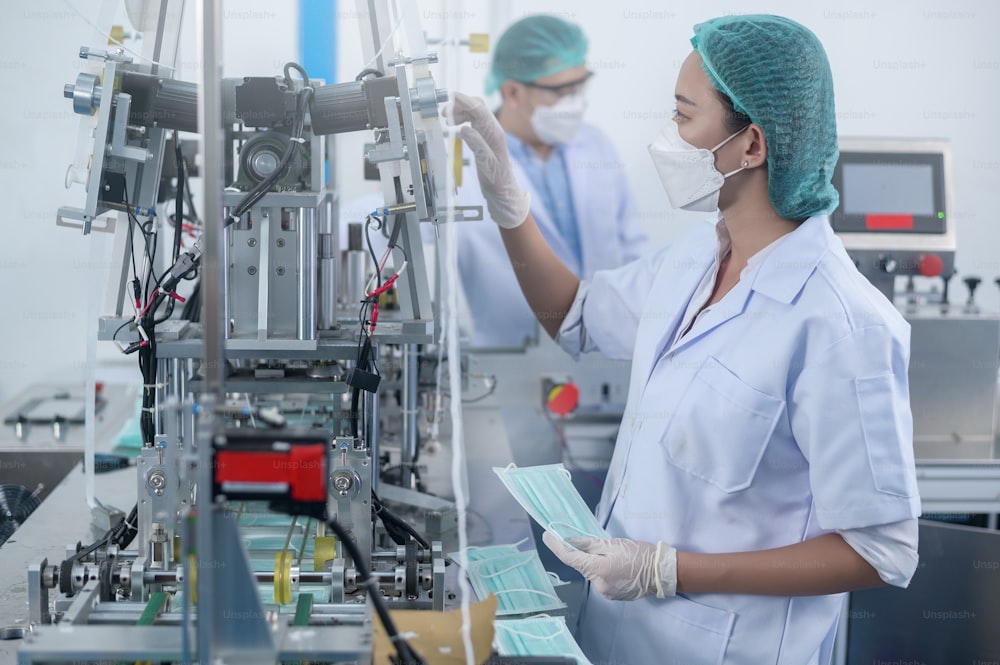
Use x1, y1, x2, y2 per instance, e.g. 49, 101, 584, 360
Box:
463, 547, 566, 616
493, 463, 609, 542
493, 615, 594, 665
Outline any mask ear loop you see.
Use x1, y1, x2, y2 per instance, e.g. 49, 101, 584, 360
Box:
494, 621, 566, 641
713, 125, 753, 178
476, 554, 532, 579
491, 588, 563, 601
547, 519, 605, 543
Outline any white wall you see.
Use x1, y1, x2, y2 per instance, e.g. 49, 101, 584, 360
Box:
2, 0, 998, 404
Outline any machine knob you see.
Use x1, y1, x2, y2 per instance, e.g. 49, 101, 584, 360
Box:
545, 382, 580, 417
14, 415, 28, 442
878, 254, 898, 274
918, 254, 943, 278
964, 276, 982, 305
52, 416, 67, 442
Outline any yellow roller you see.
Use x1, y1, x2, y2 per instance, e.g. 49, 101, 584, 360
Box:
468, 33, 489, 53
452, 138, 463, 187
313, 536, 337, 572
186, 554, 197, 605
274, 551, 294, 605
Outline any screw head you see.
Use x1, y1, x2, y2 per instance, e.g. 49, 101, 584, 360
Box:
332, 473, 352, 494
248, 266, 257, 276
248, 238, 257, 247
276, 266, 286, 276
276, 238, 286, 248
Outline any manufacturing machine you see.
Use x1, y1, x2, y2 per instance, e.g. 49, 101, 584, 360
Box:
10, 2, 502, 664
832, 138, 1000, 460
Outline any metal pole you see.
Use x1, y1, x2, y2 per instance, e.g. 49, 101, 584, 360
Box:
196, 0, 224, 662
402, 344, 419, 488
365, 385, 380, 495
298, 207, 317, 340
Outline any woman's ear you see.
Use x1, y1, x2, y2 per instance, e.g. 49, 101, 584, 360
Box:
743, 123, 768, 168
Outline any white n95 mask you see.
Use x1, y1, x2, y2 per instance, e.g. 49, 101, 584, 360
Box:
530, 94, 587, 145
648, 122, 749, 212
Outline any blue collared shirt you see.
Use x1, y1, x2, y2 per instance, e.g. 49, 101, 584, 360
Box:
506, 134, 582, 266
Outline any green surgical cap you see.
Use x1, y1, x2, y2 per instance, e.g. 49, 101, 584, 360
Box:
691, 15, 840, 220
485, 15, 588, 95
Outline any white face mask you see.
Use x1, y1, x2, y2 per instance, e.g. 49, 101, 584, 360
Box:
648, 122, 749, 212
530, 93, 586, 145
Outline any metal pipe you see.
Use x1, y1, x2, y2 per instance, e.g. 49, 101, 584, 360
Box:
365, 386, 380, 495
317, 195, 338, 329
297, 206, 317, 340
402, 344, 419, 488
140, 569, 404, 584
196, 1, 224, 662
156, 357, 170, 436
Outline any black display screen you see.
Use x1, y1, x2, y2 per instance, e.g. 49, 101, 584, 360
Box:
831, 152, 946, 234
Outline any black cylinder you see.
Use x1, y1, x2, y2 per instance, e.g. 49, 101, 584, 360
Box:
310, 80, 370, 136
120, 71, 199, 133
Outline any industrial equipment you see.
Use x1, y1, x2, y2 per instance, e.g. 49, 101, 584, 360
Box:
8, 2, 501, 664
832, 138, 1000, 460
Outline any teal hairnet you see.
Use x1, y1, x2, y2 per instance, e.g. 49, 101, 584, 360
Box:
691, 15, 840, 220
485, 15, 588, 95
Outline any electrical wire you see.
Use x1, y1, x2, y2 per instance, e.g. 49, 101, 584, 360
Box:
364, 215, 384, 289
325, 516, 426, 665
355, 68, 384, 81
371, 491, 430, 549
225, 78, 313, 226
283, 62, 310, 88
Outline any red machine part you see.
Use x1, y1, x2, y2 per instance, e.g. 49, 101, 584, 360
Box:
214, 442, 327, 503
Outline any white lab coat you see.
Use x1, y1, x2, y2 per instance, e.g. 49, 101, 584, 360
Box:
455, 123, 647, 347
558, 215, 920, 665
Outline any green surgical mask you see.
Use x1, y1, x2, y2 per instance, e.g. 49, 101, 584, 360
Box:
467, 550, 565, 616
449, 538, 530, 563
493, 463, 608, 543
494, 615, 593, 665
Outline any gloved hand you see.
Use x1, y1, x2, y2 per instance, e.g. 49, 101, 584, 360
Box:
449, 91, 531, 229
542, 531, 677, 601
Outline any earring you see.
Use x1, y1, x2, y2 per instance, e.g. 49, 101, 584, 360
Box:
742, 160, 750, 168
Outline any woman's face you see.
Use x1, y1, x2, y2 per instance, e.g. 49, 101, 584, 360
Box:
673, 52, 737, 151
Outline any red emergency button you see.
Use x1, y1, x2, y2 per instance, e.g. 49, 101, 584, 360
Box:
546, 383, 580, 417
918, 254, 943, 277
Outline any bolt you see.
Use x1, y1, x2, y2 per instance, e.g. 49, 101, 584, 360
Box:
276, 238, 285, 248
147, 471, 166, 496
248, 266, 257, 276
248, 238, 257, 247
332, 473, 353, 494
276, 266, 285, 276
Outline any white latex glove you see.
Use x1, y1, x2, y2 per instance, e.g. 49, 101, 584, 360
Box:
449, 91, 531, 229
542, 531, 677, 601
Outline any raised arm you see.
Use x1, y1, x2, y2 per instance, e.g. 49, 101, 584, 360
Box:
452, 92, 580, 337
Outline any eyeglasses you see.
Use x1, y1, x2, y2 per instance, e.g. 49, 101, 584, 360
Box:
522, 71, 594, 98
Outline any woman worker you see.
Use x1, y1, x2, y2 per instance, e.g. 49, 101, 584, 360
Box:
452, 14, 920, 665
